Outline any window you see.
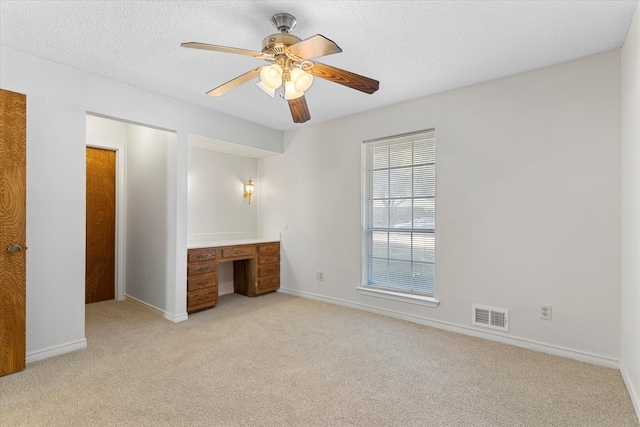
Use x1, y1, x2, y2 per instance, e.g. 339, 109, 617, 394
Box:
361, 130, 435, 298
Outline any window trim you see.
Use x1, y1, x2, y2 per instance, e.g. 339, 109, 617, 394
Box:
361, 129, 436, 299
356, 286, 440, 308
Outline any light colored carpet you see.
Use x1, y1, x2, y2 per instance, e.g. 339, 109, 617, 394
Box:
0, 292, 638, 426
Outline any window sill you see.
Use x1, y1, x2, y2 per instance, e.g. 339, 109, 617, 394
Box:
356, 287, 440, 308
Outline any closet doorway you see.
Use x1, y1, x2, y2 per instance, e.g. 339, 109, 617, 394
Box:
86, 113, 176, 313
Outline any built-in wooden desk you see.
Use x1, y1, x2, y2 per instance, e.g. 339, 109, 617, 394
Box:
186, 240, 280, 313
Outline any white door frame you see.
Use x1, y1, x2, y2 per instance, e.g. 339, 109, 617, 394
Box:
86, 139, 127, 301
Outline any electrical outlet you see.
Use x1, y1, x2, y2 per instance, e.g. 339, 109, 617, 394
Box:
316, 271, 324, 281
539, 304, 552, 320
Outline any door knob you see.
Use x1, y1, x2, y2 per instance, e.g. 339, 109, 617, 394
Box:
7, 244, 22, 254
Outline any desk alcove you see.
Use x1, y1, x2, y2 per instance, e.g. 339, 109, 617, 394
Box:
186, 239, 280, 313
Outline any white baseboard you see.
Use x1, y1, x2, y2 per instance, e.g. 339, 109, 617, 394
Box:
278, 287, 620, 369
125, 295, 188, 323
219, 284, 235, 296
170, 312, 189, 323
26, 338, 87, 364
620, 362, 640, 421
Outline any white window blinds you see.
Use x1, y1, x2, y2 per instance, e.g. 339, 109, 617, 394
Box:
362, 130, 435, 296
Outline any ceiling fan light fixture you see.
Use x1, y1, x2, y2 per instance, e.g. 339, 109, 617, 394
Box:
256, 80, 276, 98
284, 80, 304, 100
290, 67, 314, 93
260, 64, 283, 89
181, 12, 379, 124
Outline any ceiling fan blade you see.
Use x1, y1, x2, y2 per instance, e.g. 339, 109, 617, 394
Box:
311, 62, 379, 94
288, 95, 311, 123
206, 67, 262, 97
287, 34, 342, 60
182, 42, 273, 60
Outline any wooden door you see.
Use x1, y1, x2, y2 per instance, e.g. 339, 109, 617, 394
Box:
0, 88, 27, 376
85, 147, 116, 304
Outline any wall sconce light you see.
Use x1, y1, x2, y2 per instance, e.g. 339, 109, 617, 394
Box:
243, 178, 255, 204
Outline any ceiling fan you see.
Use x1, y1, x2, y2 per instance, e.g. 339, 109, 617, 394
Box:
182, 13, 380, 124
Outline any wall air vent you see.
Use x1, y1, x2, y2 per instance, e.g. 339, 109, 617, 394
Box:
472, 304, 509, 332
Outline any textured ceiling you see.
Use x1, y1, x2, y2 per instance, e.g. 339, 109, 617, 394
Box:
1, 1, 637, 131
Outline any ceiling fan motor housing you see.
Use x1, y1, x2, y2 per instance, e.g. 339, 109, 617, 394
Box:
261, 33, 301, 56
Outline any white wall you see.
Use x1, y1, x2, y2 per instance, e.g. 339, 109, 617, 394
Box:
0, 46, 282, 361
125, 125, 176, 312
621, 3, 640, 417
259, 50, 622, 366
87, 114, 129, 145
188, 147, 258, 293
188, 147, 257, 240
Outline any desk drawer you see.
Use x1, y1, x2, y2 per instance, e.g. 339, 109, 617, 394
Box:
258, 243, 279, 255
258, 264, 280, 278
221, 245, 256, 259
258, 255, 279, 265
187, 273, 217, 292
188, 248, 217, 262
257, 276, 280, 293
187, 261, 217, 276
187, 287, 218, 312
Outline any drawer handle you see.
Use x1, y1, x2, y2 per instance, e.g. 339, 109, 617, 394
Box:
197, 266, 209, 271
197, 281, 208, 286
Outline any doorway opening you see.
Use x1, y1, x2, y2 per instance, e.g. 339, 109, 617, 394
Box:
85, 113, 178, 316
86, 115, 127, 303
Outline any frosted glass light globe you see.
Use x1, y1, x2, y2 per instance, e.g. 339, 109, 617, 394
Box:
284, 80, 303, 100
260, 64, 283, 89
290, 67, 314, 92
